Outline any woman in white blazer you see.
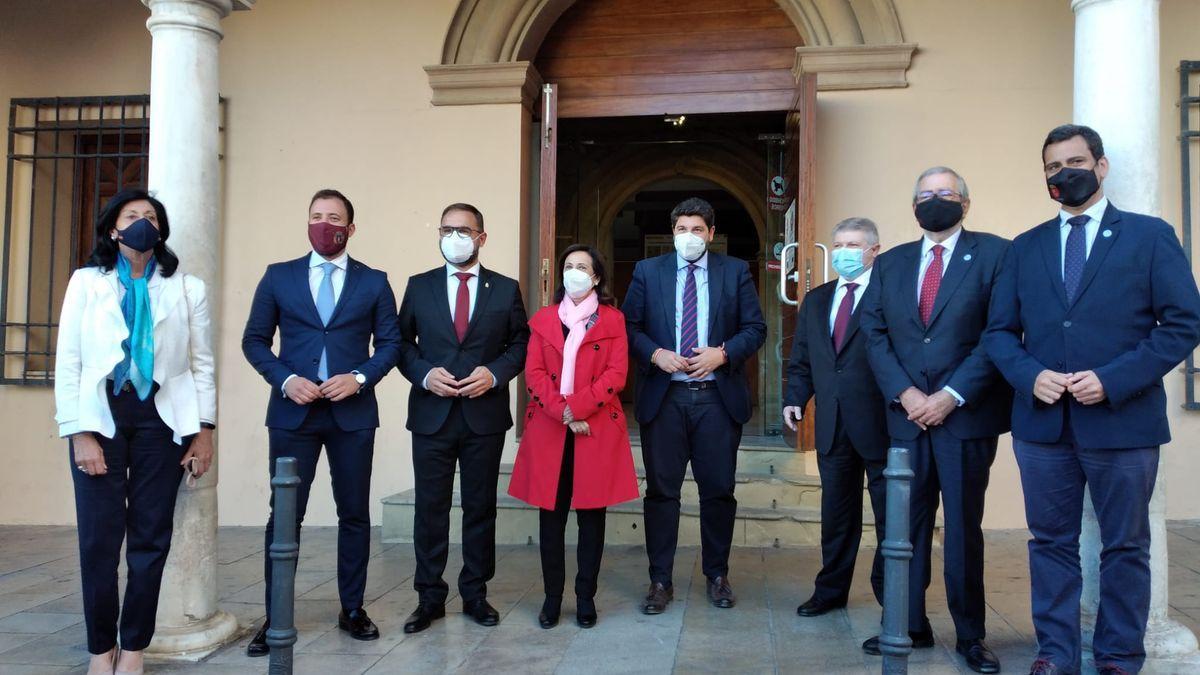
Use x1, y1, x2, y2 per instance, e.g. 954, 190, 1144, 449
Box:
54, 188, 216, 675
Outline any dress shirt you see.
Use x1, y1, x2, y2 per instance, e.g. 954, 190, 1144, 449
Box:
1058, 196, 1108, 274
915, 228, 965, 406
828, 267, 873, 334
282, 251, 349, 394
422, 261, 497, 390
673, 252, 715, 382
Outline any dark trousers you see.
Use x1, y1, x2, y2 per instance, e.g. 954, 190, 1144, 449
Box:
412, 400, 505, 605
71, 386, 184, 654
1015, 439, 1158, 674
812, 418, 887, 606
263, 401, 375, 620
540, 433, 607, 600
641, 383, 741, 585
897, 428, 997, 640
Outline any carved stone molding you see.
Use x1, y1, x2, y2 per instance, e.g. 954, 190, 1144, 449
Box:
793, 43, 918, 91
425, 61, 543, 108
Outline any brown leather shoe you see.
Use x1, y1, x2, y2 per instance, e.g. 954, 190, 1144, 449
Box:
707, 576, 736, 608
641, 582, 673, 615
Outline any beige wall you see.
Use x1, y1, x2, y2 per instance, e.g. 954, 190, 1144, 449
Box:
1, 0, 1198, 530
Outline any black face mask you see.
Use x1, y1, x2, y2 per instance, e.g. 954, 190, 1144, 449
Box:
116, 218, 161, 253
914, 197, 963, 233
1047, 167, 1100, 208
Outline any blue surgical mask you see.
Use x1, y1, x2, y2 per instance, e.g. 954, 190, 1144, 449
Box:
831, 248, 866, 280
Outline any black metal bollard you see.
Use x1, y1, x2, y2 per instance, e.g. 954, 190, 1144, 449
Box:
880, 446, 914, 675
267, 457, 301, 675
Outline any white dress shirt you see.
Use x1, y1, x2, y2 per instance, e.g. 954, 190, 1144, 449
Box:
281, 250, 350, 394
828, 267, 872, 334
422, 261, 496, 390
915, 228, 966, 406
1058, 196, 1108, 273
672, 252, 714, 382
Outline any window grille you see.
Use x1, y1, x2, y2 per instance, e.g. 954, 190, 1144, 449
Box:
1181, 63, 1200, 410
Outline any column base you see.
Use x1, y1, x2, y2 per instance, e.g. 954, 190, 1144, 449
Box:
145, 609, 240, 661
1083, 617, 1200, 674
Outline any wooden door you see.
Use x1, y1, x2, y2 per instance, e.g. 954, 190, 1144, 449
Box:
537, 83, 558, 308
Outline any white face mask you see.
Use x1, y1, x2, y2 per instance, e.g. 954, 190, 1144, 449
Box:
562, 268, 595, 299
674, 231, 708, 262
440, 231, 476, 265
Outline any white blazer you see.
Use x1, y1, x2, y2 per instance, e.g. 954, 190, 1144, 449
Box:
54, 265, 216, 445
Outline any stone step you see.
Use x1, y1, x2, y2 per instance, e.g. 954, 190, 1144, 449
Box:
380, 488, 876, 549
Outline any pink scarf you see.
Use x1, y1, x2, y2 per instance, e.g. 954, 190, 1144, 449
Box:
557, 292, 599, 395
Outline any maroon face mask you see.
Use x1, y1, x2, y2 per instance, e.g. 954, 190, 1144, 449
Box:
308, 221, 348, 256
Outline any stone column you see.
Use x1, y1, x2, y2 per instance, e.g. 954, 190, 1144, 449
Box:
1071, 0, 1200, 668
140, 0, 250, 658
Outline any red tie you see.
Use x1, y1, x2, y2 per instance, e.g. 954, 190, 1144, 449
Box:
832, 282, 859, 353
454, 272, 473, 342
919, 245, 944, 326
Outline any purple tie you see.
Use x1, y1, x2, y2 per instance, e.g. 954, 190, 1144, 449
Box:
1064, 215, 1088, 303
679, 264, 698, 358
832, 282, 859, 353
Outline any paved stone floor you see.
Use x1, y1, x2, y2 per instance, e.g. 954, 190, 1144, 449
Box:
1, 524, 1199, 674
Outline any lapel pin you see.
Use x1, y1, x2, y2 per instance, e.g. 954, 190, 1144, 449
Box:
484, 282, 490, 288
1102, 229, 1113, 238
963, 254, 972, 262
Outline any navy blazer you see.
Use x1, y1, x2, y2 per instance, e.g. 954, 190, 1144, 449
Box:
860, 229, 1013, 441
397, 266, 529, 436
983, 204, 1200, 449
784, 278, 889, 460
624, 252, 767, 425
242, 254, 402, 432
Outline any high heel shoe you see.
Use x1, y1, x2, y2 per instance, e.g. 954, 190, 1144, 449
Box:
538, 595, 562, 629
576, 596, 597, 628
114, 648, 144, 675
86, 647, 116, 675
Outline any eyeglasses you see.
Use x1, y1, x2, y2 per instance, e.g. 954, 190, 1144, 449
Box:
915, 189, 964, 203
438, 226, 481, 237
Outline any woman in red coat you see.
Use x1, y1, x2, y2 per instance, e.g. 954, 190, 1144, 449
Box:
508, 244, 639, 629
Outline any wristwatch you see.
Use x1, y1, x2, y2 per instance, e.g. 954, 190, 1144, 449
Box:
352, 371, 367, 391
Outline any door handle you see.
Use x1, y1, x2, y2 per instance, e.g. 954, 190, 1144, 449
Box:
778, 242, 800, 306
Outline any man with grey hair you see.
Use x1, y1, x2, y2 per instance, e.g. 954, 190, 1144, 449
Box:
860, 167, 1012, 673
784, 217, 889, 620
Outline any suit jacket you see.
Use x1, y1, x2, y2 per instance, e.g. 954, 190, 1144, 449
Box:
984, 203, 1200, 448
241, 254, 402, 432
861, 229, 1013, 441
55, 265, 216, 445
784, 277, 889, 460
624, 252, 767, 425
397, 266, 529, 436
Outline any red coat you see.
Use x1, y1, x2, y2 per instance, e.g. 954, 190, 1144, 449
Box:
507, 302, 639, 510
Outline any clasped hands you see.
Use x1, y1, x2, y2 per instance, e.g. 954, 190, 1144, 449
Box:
425, 366, 494, 399
652, 346, 727, 380
284, 373, 362, 404
562, 406, 590, 436
899, 387, 958, 431
1034, 369, 1105, 406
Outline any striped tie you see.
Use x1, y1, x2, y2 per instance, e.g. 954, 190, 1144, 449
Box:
679, 264, 698, 358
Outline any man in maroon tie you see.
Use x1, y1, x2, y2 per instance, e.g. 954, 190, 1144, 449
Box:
782, 217, 889, 620
859, 168, 1012, 674
397, 203, 529, 633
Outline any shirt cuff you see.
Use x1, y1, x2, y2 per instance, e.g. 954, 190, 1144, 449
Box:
281, 374, 297, 397
421, 370, 432, 390
942, 385, 966, 407
488, 368, 498, 388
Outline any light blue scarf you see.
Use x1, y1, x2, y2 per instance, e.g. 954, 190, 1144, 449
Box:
112, 254, 156, 401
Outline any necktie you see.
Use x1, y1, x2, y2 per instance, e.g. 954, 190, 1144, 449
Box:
679, 264, 699, 358
918, 244, 944, 326
1064, 215, 1089, 303
832, 282, 859, 353
316, 262, 336, 380
454, 272, 473, 342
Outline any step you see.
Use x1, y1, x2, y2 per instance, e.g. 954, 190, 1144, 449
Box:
380, 488, 875, 549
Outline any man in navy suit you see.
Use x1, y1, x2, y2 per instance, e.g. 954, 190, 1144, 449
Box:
783, 217, 889, 619
623, 197, 766, 614
396, 203, 529, 633
860, 168, 1011, 673
242, 189, 402, 654
984, 125, 1200, 675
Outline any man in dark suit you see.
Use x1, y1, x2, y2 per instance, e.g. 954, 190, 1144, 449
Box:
783, 217, 888, 619
242, 188, 402, 655
984, 125, 1200, 675
860, 168, 1011, 673
623, 197, 766, 614
397, 203, 529, 633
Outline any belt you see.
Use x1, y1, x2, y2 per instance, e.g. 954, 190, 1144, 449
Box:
670, 380, 718, 390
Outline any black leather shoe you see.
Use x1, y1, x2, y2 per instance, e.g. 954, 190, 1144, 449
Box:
338, 608, 380, 641
706, 576, 737, 609
464, 598, 500, 626
956, 639, 1000, 673
862, 629, 935, 655
403, 603, 445, 634
245, 624, 269, 657
576, 597, 597, 628
538, 596, 561, 629
641, 582, 673, 615
796, 596, 846, 617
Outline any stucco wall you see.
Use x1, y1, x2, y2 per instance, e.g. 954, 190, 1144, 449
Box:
0, 0, 1197, 530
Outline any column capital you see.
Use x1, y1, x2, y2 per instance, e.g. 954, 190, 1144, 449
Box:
142, 0, 253, 40
1071, 0, 1155, 13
